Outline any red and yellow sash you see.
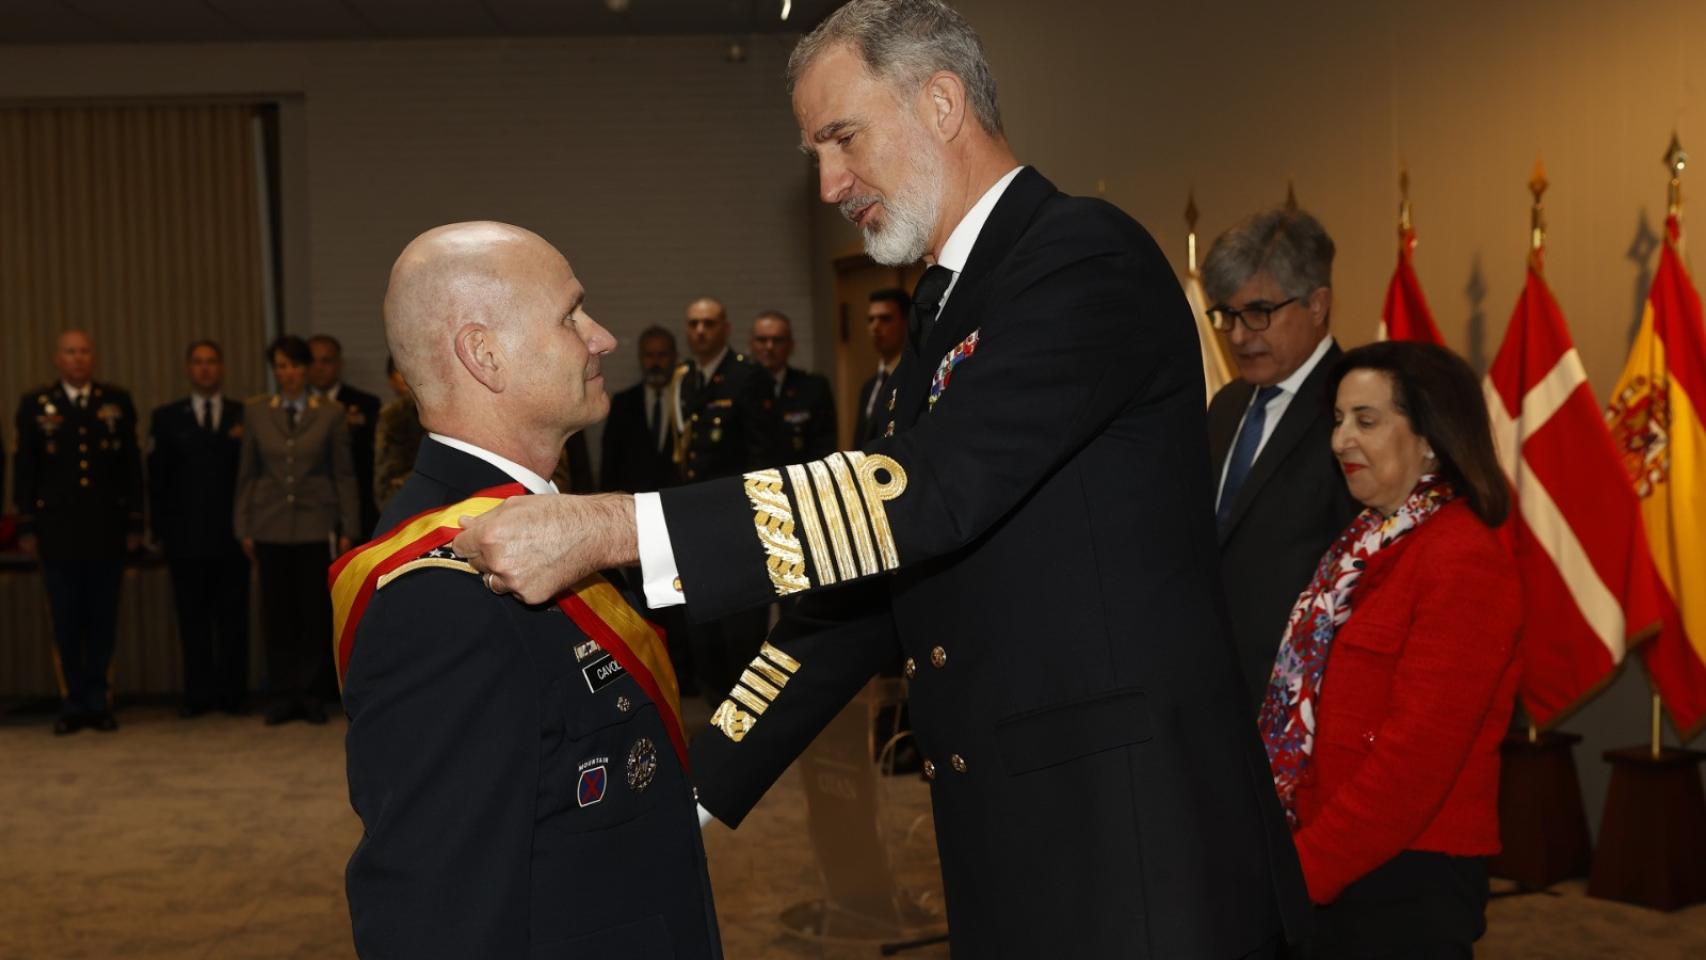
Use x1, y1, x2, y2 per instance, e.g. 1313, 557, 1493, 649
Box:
327, 484, 687, 768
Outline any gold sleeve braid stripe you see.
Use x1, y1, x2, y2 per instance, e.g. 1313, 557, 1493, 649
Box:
806, 459, 859, 581
825, 453, 878, 576
741, 468, 810, 596
786, 463, 836, 587
741, 453, 908, 595
710, 641, 804, 743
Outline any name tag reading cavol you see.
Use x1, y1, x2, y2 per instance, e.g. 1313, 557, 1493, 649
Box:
582, 654, 627, 693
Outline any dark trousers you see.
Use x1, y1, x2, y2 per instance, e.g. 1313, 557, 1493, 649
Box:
41, 557, 125, 716
690, 608, 767, 708
169, 554, 251, 710
1306, 851, 1488, 959
256, 542, 334, 705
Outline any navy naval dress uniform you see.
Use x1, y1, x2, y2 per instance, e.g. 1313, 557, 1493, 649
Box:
342, 438, 720, 959
149, 394, 251, 712
770, 366, 836, 461
654, 168, 1310, 957
674, 351, 778, 706
13, 381, 143, 721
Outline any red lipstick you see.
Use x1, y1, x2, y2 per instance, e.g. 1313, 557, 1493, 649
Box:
1341, 462, 1367, 475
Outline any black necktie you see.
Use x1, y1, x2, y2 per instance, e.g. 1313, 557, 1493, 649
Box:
908, 265, 955, 351
650, 390, 665, 453
76, 391, 88, 410
285, 403, 298, 430
865, 367, 889, 419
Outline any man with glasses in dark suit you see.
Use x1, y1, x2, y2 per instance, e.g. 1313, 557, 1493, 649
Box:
1202, 208, 1361, 709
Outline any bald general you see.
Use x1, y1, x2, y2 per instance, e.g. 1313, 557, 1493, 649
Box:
381, 220, 616, 481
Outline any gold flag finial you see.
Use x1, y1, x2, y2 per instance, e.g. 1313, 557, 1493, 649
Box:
1185, 189, 1200, 275
1529, 158, 1549, 258
1398, 165, 1414, 240
1284, 180, 1298, 212
1665, 131, 1688, 217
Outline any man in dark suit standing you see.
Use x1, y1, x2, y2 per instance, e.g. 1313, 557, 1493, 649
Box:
599, 325, 679, 495
13, 330, 142, 734
308, 334, 382, 539
452, 2, 1307, 955
149, 339, 250, 716
1201, 209, 1361, 709
600, 325, 695, 695
673, 297, 777, 705
853, 289, 908, 446
749, 310, 836, 461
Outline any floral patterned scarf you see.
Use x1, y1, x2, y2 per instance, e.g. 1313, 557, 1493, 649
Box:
1258, 474, 1455, 825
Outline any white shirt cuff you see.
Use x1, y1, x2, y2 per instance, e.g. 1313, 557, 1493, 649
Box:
697, 803, 715, 829
634, 491, 686, 609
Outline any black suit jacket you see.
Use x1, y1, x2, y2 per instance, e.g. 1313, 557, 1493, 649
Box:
148, 396, 245, 559
13, 381, 143, 559
851, 368, 894, 447
1208, 345, 1362, 709
659, 168, 1309, 956
599, 382, 675, 493
326, 383, 382, 537
343, 438, 720, 959
773, 367, 836, 460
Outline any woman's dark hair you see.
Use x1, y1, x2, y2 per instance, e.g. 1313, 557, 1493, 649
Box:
1327, 341, 1510, 527
266, 334, 312, 367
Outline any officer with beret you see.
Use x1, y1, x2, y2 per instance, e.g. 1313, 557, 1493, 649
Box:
748, 310, 836, 462
12, 329, 142, 734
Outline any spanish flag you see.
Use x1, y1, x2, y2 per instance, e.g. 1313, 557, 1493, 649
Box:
1608, 213, 1706, 738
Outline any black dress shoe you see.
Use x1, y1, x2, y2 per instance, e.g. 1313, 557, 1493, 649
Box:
263, 701, 300, 726
53, 715, 83, 736
302, 700, 329, 725
91, 712, 119, 732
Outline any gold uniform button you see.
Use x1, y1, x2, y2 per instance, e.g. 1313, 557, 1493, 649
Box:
78, 443, 88, 453
930, 646, 947, 668
79, 477, 90, 487
286, 494, 295, 504
903, 657, 917, 679
951, 754, 967, 773
79, 460, 89, 469
616, 695, 632, 713
922, 759, 937, 780
79, 427, 88, 435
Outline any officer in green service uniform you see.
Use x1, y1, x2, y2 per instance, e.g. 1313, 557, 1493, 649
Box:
12, 329, 142, 735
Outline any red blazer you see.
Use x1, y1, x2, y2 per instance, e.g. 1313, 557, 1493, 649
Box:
1292, 498, 1521, 904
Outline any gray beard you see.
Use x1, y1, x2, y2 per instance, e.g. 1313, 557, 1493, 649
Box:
856, 134, 945, 267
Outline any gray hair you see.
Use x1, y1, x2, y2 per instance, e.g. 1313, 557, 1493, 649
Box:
788, 0, 1003, 136
1201, 208, 1336, 303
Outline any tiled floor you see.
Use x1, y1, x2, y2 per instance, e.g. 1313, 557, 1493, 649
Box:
1, 704, 1703, 958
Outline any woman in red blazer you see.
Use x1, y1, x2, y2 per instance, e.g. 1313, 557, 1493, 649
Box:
1259, 341, 1519, 957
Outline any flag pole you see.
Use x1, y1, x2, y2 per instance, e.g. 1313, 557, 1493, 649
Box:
1185, 189, 1199, 276
1528, 159, 1549, 269
1398, 165, 1414, 247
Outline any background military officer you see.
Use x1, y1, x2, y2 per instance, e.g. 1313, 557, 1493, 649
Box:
749, 310, 836, 461
148, 339, 250, 717
853, 288, 909, 446
12, 329, 142, 734
372, 354, 425, 510
307, 334, 382, 539
235, 335, 360, 726
675, 297, 778, 704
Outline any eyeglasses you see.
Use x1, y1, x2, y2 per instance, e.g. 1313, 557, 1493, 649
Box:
1207, 297, 1298, 333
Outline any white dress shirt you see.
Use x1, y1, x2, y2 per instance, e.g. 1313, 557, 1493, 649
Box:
635, 166, 1028, 609
61, 381, 91, 407
1214, 334, 1336, 509
192, 392, 223, 430
428, 433, 559, 495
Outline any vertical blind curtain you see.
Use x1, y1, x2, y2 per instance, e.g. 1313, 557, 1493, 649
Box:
0, 103, 269, 697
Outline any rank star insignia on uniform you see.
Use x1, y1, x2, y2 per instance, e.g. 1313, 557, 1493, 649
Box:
626, 737, 658, 792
